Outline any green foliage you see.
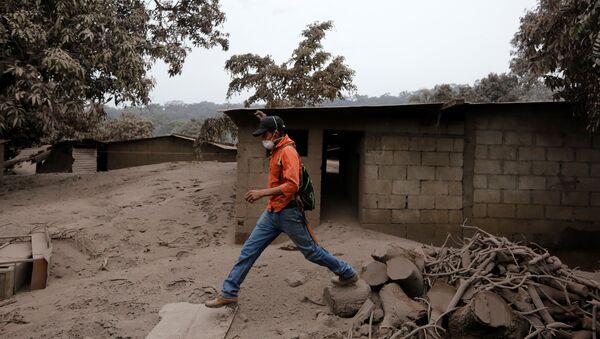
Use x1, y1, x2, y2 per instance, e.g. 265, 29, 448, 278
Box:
511, 0, 600, 131
225, 21, 356, 108
0, 0, 228, 148
91, 112, 153, 142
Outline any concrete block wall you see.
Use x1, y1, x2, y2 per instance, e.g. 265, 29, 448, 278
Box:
233, 125, 322, 243
360, 120, 465, 245
470, 113, 600, 247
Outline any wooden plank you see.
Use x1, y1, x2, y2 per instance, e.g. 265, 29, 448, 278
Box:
72, 147, 97, 173
31, 229, 52, 290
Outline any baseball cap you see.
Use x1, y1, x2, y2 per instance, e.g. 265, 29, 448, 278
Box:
252, 115, 286, 136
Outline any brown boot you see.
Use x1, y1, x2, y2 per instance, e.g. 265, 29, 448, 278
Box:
204, 295, 238, 308
331, 274, 358, 287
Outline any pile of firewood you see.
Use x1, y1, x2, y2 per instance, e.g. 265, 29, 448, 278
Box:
336, 226, 600, 339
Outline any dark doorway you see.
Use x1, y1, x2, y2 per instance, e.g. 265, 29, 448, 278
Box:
320, 130, 362, 222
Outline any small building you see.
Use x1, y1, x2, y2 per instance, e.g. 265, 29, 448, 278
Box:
105, 134, 236, 170
225, 102, 600, 248
0, 139, 7, 180
36, 139, 107, 174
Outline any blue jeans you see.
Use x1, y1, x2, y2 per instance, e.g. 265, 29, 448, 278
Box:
221, 208, 356, 298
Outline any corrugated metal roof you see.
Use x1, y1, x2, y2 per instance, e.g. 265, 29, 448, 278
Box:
106, 134, 196, 144
206, 141, 237, 150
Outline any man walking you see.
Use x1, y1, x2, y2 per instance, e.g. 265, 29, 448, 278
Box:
205, 112, 357, 308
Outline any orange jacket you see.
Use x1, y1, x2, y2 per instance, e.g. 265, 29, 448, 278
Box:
267, 134, 300, 212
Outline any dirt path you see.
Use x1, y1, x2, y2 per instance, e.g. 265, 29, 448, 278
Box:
0, 162, 418, 338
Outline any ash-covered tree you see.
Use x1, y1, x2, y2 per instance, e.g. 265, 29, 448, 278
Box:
511, 0, 600, 131
92, 112, 153, 142
225, 21, 356, 108
196, 115, 237, 144
0, 0, 228, 148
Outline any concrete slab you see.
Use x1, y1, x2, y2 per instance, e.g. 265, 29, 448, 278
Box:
146, 302, 236, 339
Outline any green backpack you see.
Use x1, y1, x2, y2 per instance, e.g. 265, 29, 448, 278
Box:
280, 145, 315, 211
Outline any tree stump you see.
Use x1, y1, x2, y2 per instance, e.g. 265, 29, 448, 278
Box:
386, 256, 424, 298
360, 261, 388, 288
379, 283, 426, 329
323, 279, 371, 318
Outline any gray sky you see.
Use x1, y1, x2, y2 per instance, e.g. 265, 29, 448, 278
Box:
149, 0, 537, 104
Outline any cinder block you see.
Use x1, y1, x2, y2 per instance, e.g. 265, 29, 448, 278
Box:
448, 181, 463, 195
547, 148, 575, 162
450, 153, 463, 166
363, 180, 392, 194
447, 122, 465, 135
488, 146, 517, 160
421, 181, 449, 195
436, 138, 455, 152
518, 176, 546, 190
453, 139, 464, 152
477, 130, 503, 145
573, 207, 600, 221
488, 175, 517, 189
503, 190, 531, 204
565, 134, 591, 148
531, 161, 559, 176
449, 210, 464, 223
235, 203, 247, 218
503, 161, 531, 175
575, 149, 600, 162
435, 196, 462, 209
420, 210, 449, 223
422, 152, 450, 166
534, 133, 563, 147
516, 205, 545, 219
361, 209, 392, 224
545, 206, 573, 220
392, 209, 420, 223
474, 189, 501, 203
364, 136, 382, 150
473, 175, 488, 189
379, 165, 407, 180
474, 160, 502, 174
377, 194, 407, 209
364, 165, 379, 179
590, 193, 600, 206
591, 164, 600, 177
407, 195, 435, 209
487, 203, 516, 218
436, 167, 463, 181
472, 204, 487, 217
408, 137, 436, 151
393, 151, 421, 165
381, 135, 409, 150
407, 166, 435, 180
365, 150, 393, 165
576, 178, 600, 191
392, 180, 421, 195
475, 145, 488, 159
504, 131, 532, 145
561, 191, 589, 206
518, 147, 545, 161
363, 194, 379, 209
561, 163, 589, 177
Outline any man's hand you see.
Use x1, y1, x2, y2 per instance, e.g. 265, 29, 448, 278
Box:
254, 110, 266, 119
245, 189, 265, 203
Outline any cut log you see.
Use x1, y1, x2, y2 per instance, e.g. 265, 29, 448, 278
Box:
360, 261, 388, 288
349, 298, 375, 330
448, 290, 513, 337
323, 279, 371, 318
571, 330, 593, 339
427, 281, 456, 323
537, 284, 583, 304
497, 287, 535, 313
379, 283, 426, 329
386, 256, 424, 298
371, 244, 425, 272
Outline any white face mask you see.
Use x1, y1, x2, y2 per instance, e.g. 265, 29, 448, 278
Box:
262, 140, 274, 150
